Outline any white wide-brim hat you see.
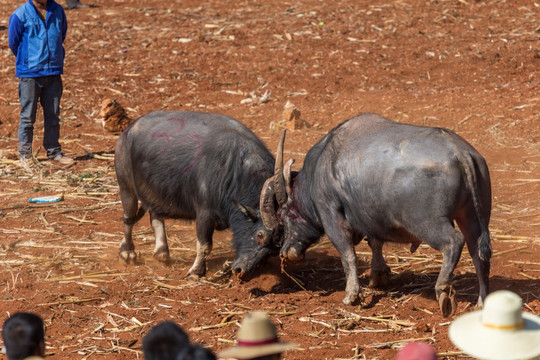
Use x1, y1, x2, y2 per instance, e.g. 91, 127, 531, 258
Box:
218, 312, 298, 359
449, 290, 540, 360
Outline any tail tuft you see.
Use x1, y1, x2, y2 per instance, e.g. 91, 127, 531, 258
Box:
478, 231, 491, 262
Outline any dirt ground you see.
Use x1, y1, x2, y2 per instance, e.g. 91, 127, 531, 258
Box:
0, 0, 539, 359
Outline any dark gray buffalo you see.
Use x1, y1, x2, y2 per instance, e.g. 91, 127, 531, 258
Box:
260, 113, 491, 316
115, 110, 280, 278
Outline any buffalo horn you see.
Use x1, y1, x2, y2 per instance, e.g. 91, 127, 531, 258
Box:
284, 158, 295, 197
274, 130, 288, 206
260, 177, 279, 230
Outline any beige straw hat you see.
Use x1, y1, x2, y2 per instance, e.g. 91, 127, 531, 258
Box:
218, 312, 298, 359
449, 290, 540, 360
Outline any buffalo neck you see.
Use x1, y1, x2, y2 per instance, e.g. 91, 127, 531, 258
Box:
290, 172, 324, 237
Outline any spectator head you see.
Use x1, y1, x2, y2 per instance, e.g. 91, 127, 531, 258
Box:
142, 321, 215, 360
449, 290, 540, 360
217, 312, 298, 360
2, 312, 45, 360
396, 342, 437, 360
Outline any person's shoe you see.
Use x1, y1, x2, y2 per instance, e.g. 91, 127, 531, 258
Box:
65, 0, 89, 9
52, 153, 75, 165
19, 156, 34, 172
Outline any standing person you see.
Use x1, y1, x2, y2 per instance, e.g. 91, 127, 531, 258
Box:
218, 312, 298, 360
449, 290, 540, 360
8, 0, 75, 166
2, 312, 46, 360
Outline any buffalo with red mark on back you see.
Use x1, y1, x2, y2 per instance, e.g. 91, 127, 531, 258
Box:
115, 110, 281, 279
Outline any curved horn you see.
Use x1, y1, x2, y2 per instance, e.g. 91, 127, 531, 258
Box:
274, 130, 288, 206
284, 158, 295, 197
260, 177, 278, 230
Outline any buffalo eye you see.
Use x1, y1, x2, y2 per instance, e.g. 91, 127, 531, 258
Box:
256, 230, 266, 245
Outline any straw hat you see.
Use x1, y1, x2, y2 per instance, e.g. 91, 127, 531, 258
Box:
449, 290, 540, 360
218, 312, 298, 359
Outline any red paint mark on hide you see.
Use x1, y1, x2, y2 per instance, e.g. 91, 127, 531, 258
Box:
170, 134, 202, 176
146, 117, 202, 175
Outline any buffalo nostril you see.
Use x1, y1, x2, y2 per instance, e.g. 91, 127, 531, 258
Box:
232, 266, 245, 277
285, 248, 304, 263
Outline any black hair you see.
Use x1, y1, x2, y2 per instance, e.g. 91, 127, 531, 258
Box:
2, 312, 45, 360
143, 321, 216, 360
143, 321, 189, 360
176, 345, 216, 360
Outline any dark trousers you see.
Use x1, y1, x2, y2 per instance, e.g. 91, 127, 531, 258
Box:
18, 75, 63, 159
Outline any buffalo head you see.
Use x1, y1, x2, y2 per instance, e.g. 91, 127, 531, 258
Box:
259, 131, 320, 264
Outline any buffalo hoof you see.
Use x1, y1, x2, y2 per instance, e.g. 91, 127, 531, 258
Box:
188, 263, 207, 279
119, 251, 137, 265
475, 296, 484, 309
186, 273, 201, 281
438, 286, 457, 318
342, 291, 362, 306
153, 251, 171, 264
368, 268, 391, 289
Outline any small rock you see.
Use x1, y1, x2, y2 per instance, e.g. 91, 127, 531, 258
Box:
270, 101, 310, 131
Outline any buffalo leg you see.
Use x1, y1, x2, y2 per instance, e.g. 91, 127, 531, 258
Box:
367, 238, 391, 288
188, 212, 214, 278
427, 221, 465, 316
335, 242, 360, 306
118, 187, 139, 264
150, 212, 171, 263
321, 214, 360, 306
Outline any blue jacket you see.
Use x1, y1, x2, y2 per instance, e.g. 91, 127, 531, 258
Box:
8, 0, 67, 78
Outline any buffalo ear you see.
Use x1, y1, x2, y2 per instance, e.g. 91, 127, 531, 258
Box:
236, 202, 259, 222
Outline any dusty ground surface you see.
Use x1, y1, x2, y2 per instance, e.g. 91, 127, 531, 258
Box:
0, 0, 539, 359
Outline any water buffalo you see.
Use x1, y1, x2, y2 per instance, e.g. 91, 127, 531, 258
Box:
115, 110, 280, 278
260, 113, 491, 316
